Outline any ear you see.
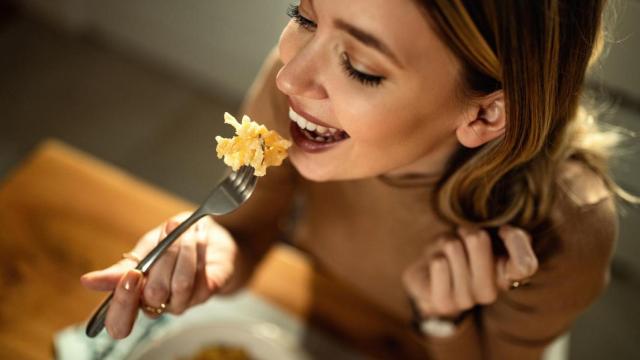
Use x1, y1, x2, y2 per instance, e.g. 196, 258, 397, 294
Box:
456, 91, 506, 148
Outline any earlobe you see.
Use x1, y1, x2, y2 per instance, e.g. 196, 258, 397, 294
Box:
456, 95, 506, 148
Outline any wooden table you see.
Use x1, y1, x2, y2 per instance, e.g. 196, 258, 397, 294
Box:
0, 140, 426, 359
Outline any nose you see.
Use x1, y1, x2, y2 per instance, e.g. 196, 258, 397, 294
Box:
276, 44, 328, 100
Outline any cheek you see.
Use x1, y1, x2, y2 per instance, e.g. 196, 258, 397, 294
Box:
278, 23, 304, 64
335, 98, 422, 145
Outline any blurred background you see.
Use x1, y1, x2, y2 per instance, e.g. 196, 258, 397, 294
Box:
0, 0, 638, 359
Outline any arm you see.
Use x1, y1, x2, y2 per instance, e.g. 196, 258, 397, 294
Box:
80, 48, 296, 338
418, 195, 617, 360
479, 196, 616, 359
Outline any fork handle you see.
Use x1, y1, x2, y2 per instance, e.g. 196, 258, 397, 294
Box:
85, 208, 207, 337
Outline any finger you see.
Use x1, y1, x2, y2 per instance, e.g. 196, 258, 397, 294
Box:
499, 225, 539, 281
442, 240, 474, 311
188, 237, 211, 306
402, 259, 433, 316
204, 230, 236, 290
131, 212, 191, 260
430, 257, 455, 315
142, 221, 180, 314
495, 257, 512, 291
105, 269, 143, 339
81, 217, 182, 290
81, 261, 133, 291
458, 227, 497, 305
168, 230, 198, 314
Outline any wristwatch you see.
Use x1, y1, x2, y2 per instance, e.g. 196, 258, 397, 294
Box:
418, 316, 459, 338
409, 298, 470, 338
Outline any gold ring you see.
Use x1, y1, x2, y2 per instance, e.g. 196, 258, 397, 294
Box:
142, 302, 167, 315
122, 251, 142, 263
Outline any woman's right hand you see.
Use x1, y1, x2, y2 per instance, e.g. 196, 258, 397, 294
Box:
80, 212, 238, 339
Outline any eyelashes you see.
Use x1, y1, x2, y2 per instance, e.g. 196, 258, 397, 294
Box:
340, 53, 384, 87
286, 4, 316, 31
286, 3, 385, 88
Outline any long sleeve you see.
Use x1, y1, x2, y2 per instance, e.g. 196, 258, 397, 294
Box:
423, 168, 618, 360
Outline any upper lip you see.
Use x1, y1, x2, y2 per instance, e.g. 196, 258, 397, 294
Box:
288, 98, 340, 130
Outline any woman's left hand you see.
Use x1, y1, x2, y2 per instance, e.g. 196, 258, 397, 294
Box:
402, 225, 539, 319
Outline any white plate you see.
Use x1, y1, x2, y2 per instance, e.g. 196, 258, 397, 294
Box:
127, 321, 304, 360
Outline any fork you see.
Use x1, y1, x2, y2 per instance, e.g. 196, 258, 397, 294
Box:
85, 166, 258, 338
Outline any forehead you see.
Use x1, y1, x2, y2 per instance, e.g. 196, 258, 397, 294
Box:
316, 0, 450, 69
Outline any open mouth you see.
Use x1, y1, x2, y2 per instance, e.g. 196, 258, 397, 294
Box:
288, 107, 349, 144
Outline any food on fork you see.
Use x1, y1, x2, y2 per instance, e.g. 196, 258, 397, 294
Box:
215, 112, 291, 176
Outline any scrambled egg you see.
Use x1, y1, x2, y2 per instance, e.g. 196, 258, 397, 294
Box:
215, 112, 291, 176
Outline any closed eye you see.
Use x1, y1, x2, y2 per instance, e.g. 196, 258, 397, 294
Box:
287, 4, 317, 31
340, 53, 385, 87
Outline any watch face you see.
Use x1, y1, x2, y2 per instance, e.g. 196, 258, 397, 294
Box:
420, 318, 456, 338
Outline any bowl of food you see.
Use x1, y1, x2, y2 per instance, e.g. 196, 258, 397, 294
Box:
126, 321, 302, 360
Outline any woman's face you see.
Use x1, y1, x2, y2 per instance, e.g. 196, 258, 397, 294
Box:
277, 0, 471, 181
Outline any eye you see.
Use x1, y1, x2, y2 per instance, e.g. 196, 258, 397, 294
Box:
286, 4, 317, 31
340, 53, 384, 87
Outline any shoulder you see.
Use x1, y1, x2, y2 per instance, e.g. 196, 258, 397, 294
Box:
556, 160, 612, 207
549, 160, 618, 252
550, 160, 618, 250
530, 160, 618, 303
482, 162, 619, 343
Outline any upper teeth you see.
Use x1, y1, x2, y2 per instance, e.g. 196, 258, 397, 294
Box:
289, 108, 338, 134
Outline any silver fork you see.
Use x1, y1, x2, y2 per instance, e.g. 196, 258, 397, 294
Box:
85, 166, 257, 338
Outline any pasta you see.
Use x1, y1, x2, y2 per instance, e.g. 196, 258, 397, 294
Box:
215, 113, 291, 176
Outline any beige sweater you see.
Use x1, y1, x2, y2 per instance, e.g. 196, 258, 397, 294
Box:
216, 49, 618, 360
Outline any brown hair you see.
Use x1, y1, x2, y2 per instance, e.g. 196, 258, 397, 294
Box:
419, 0, 630, 229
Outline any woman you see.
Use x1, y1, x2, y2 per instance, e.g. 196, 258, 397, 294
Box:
81, 0, 622, 358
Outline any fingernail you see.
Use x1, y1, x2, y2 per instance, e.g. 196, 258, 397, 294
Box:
122, 270, 141, 291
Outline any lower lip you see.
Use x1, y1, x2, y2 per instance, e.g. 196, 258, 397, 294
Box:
289, 122, 347, 153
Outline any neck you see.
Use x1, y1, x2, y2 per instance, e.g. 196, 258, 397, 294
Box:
384, 139, 461, 179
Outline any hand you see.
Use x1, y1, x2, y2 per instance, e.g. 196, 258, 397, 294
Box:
80, 212, 237, 339
402, 225, 539, 319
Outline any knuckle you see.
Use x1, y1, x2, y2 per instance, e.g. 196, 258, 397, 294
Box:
458, 299, 474, 311
112, 293, 130, 308
432, 295, 449, 313
463, 230, 488, 249
456, 292, 474, 310
172, 278, 194, 295
170, 305, 186, 315
145, 283, 169, 303
515, 256, 539, 277
510, 227, 531, 242
475, 289, 498, 305
443, 240, 460, 256
416, 300, 432, 316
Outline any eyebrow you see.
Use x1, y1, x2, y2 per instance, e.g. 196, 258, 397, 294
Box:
333, 19, 402, 67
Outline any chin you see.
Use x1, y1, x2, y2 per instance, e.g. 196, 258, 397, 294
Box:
290, 160, 334, 182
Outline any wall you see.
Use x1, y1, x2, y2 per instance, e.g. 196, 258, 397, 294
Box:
19, 0, 290, 102
18, 0, 640, 103
591, 0, 640, 101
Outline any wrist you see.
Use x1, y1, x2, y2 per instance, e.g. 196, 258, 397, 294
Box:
408, 298, 471, 338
